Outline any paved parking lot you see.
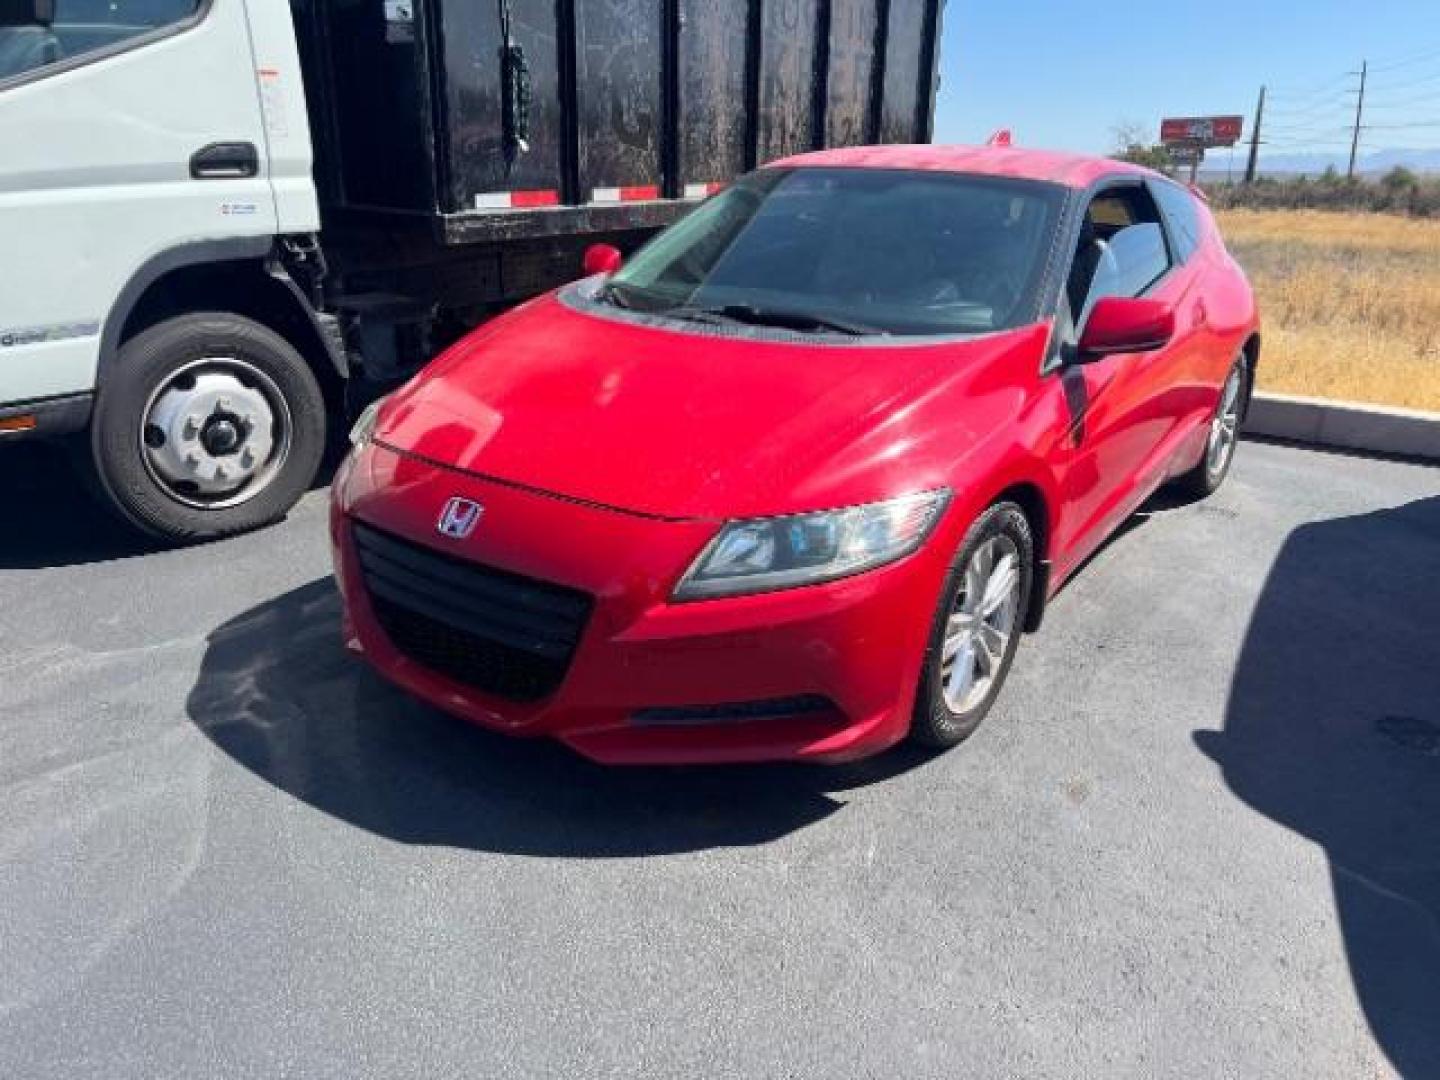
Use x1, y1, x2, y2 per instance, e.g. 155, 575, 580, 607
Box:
1, 439, 1436, 1078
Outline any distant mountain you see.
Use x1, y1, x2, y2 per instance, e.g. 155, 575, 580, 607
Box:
1233, 147, 1440, 177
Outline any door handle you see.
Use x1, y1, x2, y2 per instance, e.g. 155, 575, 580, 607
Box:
1193, 299, 1208, 326
190, 142, 260, 179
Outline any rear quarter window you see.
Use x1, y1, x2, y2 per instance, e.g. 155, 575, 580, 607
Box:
1153, 181, 1203, 263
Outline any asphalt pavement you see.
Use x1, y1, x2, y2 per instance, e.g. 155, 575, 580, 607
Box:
1, 438, 1436, 1079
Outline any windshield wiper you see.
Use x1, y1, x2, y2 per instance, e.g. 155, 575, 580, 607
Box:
655, 305, 735, 327
710, 303, 886, 336
596, 282, 634, 309
631, 298, 887, 336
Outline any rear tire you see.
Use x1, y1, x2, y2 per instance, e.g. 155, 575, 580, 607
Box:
90, 312, 326, 542
910, 502, 1034, 749
1173, 350, 1248, 500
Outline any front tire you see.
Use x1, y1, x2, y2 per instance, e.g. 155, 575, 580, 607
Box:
90, 312, 326, 542
911, 502, 1034, 749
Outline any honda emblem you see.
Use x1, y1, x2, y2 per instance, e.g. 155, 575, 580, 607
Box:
436, 497, 483, 539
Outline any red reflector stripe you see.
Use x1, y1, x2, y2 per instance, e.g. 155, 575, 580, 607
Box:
510, 189, 560, 207
473, 189, 560, 210
591, 185, 661, 203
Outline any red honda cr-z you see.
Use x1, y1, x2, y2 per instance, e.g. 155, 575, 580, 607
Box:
331, 145, 1259, 765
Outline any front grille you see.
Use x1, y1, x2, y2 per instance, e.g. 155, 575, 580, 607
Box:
353, 521, 593, 702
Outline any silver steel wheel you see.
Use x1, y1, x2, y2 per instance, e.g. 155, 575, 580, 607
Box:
940, 535, 1022, 714
139, 356, 293, 510
1206, 362, 1244, 476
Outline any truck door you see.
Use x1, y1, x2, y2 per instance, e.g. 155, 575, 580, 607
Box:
0, 0, 292, 408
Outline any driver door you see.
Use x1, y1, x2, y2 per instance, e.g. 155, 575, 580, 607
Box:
1052, 182, 1179, 575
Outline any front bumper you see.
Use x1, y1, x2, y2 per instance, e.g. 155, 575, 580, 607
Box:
331, 442, 950, 764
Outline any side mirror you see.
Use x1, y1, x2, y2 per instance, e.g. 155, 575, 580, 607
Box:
1077, 296, 1174, 358
582, 243, 622, 277
0, 0, 54, 25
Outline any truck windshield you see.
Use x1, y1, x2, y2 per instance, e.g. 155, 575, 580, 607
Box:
605, 167, 1066, 336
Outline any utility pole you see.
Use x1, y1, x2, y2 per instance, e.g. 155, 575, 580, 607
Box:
1244, 85, 1265, 184
1348, 60, 1368, 179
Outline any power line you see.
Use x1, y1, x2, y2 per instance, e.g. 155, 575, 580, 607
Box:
1264, 113, 1350, 126
1248, 52, 1440, 176
1262, 111, 1353, 130
1264, 94, 1351, 114
1364, 66, 1440, 95
1267, 121, 1353, 136
1258, 142, 1354, 151
1368, 44, 1440, 73
1267, 71, 1354, 99
1362, 119, 1440, 129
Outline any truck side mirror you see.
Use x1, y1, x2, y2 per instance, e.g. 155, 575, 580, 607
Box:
582, 243, 622, 277
0, 0, 55, 25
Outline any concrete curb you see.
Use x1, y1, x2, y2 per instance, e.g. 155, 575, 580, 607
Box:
1244, 392, 1440, 462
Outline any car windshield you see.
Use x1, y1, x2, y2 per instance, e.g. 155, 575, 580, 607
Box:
603, 167, 1066, 336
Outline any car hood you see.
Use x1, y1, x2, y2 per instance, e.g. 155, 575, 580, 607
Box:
374, 291, 1049, 520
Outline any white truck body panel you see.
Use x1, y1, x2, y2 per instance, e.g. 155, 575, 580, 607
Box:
0, 0, 316, 407
243, 0, 319, 234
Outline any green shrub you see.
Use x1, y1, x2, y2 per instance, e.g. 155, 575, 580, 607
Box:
1204, 173, 1440, 218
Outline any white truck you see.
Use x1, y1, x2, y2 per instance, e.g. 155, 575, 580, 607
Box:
0, 0, 942, 540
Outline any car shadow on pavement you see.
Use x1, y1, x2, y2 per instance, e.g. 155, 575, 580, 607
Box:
1195, 495, 1440, 1078
186, 577, 936, 858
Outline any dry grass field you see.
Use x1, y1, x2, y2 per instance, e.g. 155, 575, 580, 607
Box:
1215, 209, 1440, 411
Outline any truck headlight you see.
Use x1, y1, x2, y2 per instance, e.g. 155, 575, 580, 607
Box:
348, 395, 389, 448
673, 489, 950, 601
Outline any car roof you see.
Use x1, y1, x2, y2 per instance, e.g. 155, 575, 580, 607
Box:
765, 143, 1159, 190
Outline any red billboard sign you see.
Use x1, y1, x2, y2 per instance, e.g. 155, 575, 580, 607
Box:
1160, 115, 1244, 148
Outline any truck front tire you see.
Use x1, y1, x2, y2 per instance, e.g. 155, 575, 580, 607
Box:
91, 312, 327, 541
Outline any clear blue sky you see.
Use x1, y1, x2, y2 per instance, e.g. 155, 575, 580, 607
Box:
932, 0, 1440, 157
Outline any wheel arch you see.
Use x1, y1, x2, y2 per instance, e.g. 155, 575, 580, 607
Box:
99, 239, 346, 404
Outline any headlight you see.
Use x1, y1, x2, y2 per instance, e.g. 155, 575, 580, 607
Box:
348, 395, 389, 448
673, 489, 950, 601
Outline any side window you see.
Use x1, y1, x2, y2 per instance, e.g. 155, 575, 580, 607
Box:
1153, 181, 1203, 263
1, 0, 202, 84
1090, 223, 1170, 303
1065, 184, 1173, 328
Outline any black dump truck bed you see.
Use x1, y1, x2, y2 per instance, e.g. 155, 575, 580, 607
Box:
294, 0, 944, 246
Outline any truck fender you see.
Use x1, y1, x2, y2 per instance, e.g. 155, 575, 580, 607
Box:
98, 237, 347, 385
263, 252, 348, 380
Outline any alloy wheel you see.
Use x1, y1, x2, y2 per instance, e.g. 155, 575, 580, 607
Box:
940, 535, 1022, 713
1206, 362, 1244, 477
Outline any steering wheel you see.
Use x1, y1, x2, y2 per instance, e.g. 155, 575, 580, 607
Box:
905, 267, 1021, 323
